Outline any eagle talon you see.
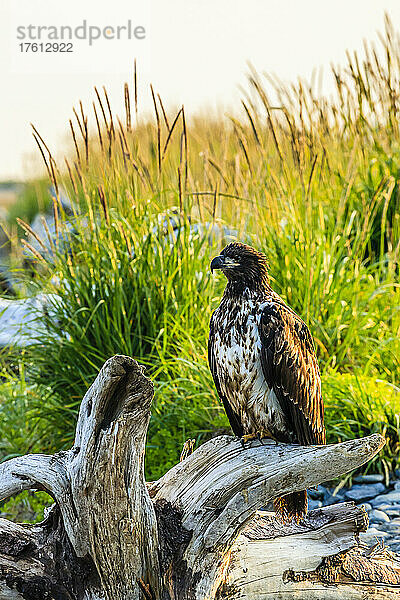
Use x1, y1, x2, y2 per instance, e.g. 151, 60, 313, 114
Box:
240, 431, 274, 447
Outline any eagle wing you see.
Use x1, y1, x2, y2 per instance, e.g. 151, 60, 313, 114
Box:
208, 314, 244, 438
259, 301, 325, 445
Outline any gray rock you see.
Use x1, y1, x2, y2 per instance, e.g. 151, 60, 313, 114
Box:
353, 474, 384, 484
361, 503, 372, 512
372, 491, 400, 506
345, 483, 385, 501
369, 509, 390, 523
380, 521, 400, 532
394, 481, 400, 491
373, 503, 392, 511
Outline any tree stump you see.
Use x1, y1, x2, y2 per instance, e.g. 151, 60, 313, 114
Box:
0, 355, 398, 600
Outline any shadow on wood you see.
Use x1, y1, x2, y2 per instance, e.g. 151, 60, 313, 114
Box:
0, 355, 397, 600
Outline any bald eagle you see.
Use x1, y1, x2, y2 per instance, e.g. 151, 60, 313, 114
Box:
208, 242, 325, 522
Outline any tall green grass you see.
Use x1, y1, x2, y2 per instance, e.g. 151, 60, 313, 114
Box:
1, 17, 400, 478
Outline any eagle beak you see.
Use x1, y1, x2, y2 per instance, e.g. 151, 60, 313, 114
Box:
210, 255, 225, 272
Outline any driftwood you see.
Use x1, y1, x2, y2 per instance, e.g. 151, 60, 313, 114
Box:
0, 354, 398, 600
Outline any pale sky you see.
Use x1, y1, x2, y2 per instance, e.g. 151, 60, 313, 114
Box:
1, 0, 400, 181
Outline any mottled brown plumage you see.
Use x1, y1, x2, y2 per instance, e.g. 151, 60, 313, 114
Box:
208, 242, 325, 522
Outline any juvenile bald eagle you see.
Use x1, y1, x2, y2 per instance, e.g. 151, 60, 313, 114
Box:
208, 242, 325, 522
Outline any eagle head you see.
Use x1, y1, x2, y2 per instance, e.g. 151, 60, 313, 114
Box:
210, 242, 269, 288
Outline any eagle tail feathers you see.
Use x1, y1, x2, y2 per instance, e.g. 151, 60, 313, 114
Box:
273, 490, 307, 523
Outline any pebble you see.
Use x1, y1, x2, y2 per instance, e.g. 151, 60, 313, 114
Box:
361, 503, 372, 512
394, 482, 400, 491
353, 474, 384, 484
345, 483, 385, 501
369, 509, 390, 523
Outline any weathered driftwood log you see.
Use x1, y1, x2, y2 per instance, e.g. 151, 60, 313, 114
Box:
0, 354, 397, 600
223, 503, 400, 599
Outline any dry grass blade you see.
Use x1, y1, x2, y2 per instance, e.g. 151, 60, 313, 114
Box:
182, 106, 188, 187
207, 158, 229, 186
150, 84, 161, 175
117, 117, 131, 159
69, 119, 81, 165
249, 75, 284, 163
162, 108, 183, 160
231, 120, 253, 175
40, 215, 56, 253
102, 86, 114, 138
118, 131, 127, 170
20, 239, 45, 261
73, 107, 85, 141
80, 101, 89, 163
241, 100, 261, 146
31, 124, 59, 192
93, 102, 104, 151
94, 86, 111, 145
134, 58, 138, 123
49, 158, 59, 196
30, 123, 52, 157
124, 83, 131, 132
32, 133, 53, 183
98, 185, 110, 225
158, 93, 170, 131
212, 183, 220, 221
51, 195, 60, 240
306, 153, 318, 201
65, 158, 78, 194
178, 166, 183, 218
16, 218, 47, 251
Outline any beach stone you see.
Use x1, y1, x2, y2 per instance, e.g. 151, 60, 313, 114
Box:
345, 483, 385, 501
380, 521, 400, 533
372, 491, 400, 506
361, 503, 372, 512
385, 506, 400, 517
373, 503, 392, 511
353, 474, 384, 484
394, 481, 400, 490
369, 509, 390, 523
